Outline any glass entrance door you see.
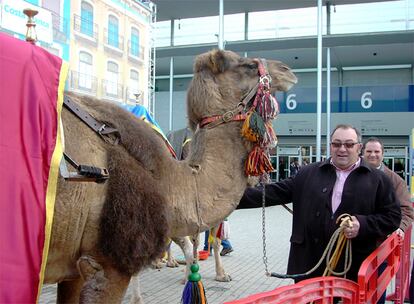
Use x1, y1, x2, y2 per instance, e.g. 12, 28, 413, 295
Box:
383, 157, 394, 171
278, 155, 289, 181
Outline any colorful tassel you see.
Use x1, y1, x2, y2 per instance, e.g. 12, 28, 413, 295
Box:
181, 263, 207, 304
256, 92, 279, 121
245, 145, 274, 176
242, 67, 281, 177
262, 121, 278, 148
241, 110, 266, 143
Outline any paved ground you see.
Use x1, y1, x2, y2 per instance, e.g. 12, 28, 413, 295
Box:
39, 206, 294, 303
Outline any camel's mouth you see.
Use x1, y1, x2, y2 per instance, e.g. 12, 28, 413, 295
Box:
275, 75, 297, 92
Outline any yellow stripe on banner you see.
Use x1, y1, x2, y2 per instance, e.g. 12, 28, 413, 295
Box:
36, 61, 69, 303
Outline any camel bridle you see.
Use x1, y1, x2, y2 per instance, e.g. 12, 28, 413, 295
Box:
199, 59, 273, 129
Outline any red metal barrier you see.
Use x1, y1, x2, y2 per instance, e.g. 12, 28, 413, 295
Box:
225, 231, 409, 304
357, 232, 403, 303
224, 277, 359, 304
386, 225, 412, 303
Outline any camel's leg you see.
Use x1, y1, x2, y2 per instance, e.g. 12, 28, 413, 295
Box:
191, 233, 199, 259
171, 236, 194, 283
129, 275, 144, 304
210, 227, 232, 282
151, 257, 165, 269
77, 256, 131, 303
166, 239, 180, 268
57, 278, 84, 304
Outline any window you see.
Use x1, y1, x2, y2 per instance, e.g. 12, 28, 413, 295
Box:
80, 1, 94, 37
130, 27, 140, 56
106, 61, 119, 96
129, 69, 140, 100
108, 15, 119, 47
79, 52, 93, 90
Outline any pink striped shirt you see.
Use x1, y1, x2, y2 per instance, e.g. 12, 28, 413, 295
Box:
331, 158, 361, 213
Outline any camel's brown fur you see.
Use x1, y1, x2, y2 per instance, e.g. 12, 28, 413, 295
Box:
44, 49, 297, 303
63, 93, 171, 276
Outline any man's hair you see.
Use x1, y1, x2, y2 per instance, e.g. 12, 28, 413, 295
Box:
330, 124, 362, 143
362, 137, 384, 153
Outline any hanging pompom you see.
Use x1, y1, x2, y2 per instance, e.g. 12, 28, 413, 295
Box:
245, 145, 274, 176
241, 111, 266, 143
256, 92, 279, 121
262, 121, 278, 148
241, 111, 258, 142
181, 263, 207, 304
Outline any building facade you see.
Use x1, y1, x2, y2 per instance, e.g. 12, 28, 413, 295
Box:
152, 0, 414, 183
0, 0, 153, 107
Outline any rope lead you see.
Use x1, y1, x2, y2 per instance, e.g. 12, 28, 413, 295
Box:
269, 213, 353, 280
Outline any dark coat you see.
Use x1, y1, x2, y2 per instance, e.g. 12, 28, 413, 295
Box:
238, 158, 401, 281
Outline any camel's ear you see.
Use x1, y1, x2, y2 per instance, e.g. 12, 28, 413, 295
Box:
194, 49, 228, 75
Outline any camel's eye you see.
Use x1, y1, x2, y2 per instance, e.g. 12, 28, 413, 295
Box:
242, 62, 257, 70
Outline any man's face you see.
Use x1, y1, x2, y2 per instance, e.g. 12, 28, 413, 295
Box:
330, 128, 361, 170
363, 141, 383, 168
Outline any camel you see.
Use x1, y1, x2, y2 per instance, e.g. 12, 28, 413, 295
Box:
44, 49, 297, 303
165, 127, 234, 283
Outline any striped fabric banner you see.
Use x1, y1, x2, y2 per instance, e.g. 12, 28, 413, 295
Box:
0, 32, 68, 303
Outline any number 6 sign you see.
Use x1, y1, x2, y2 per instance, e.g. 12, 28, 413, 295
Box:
361, 91, 372, 109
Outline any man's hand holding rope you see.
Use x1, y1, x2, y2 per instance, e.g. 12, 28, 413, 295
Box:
341, 215, 360, 239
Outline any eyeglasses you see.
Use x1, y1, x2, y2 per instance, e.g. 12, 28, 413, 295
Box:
330, 142, 360, 149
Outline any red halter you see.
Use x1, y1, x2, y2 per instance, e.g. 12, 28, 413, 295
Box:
199, 58, 270, 129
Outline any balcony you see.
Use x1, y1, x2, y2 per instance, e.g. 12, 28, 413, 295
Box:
103, 28, 124, 55
127, 41, 145, 62
102, 79, 124, 100
51, 12, 68, 43
73, 14, 98, 44
68, 71, 98, 95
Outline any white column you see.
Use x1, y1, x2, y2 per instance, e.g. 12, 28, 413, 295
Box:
169, 57, 174, 131
326, 48, 331, 159
316, 0, 323, 161
218, 0, 224, 49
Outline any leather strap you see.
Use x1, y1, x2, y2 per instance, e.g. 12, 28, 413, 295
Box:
63, 95, 119, 138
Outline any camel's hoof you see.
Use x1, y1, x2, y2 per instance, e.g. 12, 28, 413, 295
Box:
166, 260, 179, 268
151, 261, 165, 269
215, 274, 232, 282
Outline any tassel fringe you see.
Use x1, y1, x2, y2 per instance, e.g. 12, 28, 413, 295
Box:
181, 263, 207, 304
245, 145, 274, 176
241, 73, 280, 177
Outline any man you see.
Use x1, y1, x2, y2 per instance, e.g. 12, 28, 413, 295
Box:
289, 159, 301, 177
363, 137, 413, 236
363, 137, 413, 304
238, 124, 401, 282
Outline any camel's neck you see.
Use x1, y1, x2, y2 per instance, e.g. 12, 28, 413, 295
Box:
164, 123, 249, 237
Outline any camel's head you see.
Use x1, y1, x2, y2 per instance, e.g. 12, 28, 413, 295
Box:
187, 49, 297, 130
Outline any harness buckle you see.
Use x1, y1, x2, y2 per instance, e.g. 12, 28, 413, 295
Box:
98, 124, 106, 134
222, 111, 235, 122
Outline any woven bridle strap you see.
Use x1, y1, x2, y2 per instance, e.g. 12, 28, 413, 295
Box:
199, 59, 270, 129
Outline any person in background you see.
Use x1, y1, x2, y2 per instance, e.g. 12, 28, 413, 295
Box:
238, 124, 401, 282
203, 220, 234, 256
363, 137, 413, 304
289, 158, 301, 177
393, 159, 405, 180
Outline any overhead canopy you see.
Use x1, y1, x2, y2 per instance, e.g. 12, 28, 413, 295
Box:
152, 0, 397, 22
